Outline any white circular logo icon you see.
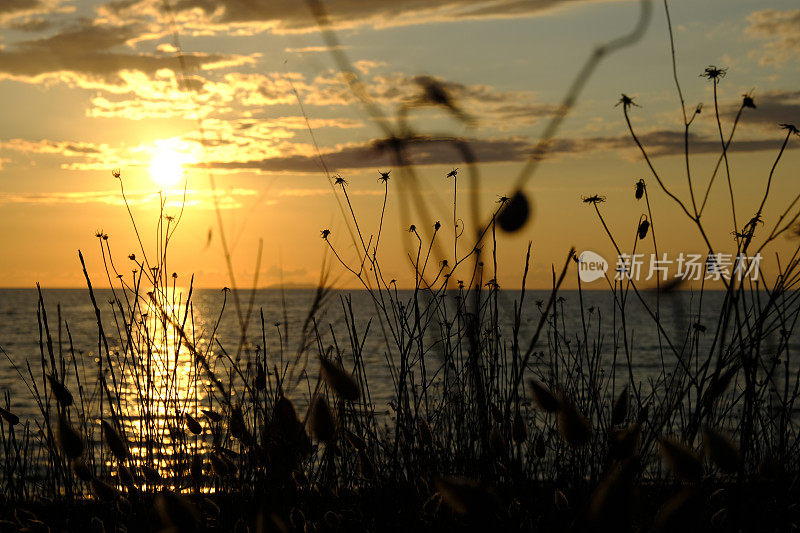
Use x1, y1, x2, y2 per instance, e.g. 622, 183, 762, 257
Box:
578, 250, 608, 283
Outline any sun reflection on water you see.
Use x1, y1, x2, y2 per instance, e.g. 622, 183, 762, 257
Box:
107, 284, 217, 488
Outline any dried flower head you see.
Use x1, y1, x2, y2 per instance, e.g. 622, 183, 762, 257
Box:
635, 179, 645, 200
378, 170, 390, 183
446, 168, 458, 179
780, 123, 799, 136
582, 194, 606, 204
320, 229, 331, 240
638, 217, 650, 240
111, 169, 121, 179
615, 94, 639, 110
408, 224, 417, 233
742, 92, 756, 109
334, 175, 347, 187
701, 65, 727, 81
433, 220, 441, 231
746, 213, 764, 230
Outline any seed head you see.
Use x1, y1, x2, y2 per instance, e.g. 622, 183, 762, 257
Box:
637, 217, 650, 240
446, 168, 458, 179
742, 92, 756, 109
334, 175, 347, 187
378, 170, 390, 183
615, 94, 639, 110
780, 123, 799, 136
701, 65, 727, 81
582, 194, 606, 204
309, 395, 336, 442
0, 407, 19, 426
320, 229, 331, 240
319, 357, 360, 402
635, 179, 645, 200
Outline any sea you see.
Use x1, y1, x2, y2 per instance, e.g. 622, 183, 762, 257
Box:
1, 287, 791, 425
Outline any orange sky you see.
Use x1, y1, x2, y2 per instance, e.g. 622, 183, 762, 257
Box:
0, 0, 798, 289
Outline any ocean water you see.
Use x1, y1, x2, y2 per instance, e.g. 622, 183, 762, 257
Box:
1, 287, 791, 422
2, 286, 799, 480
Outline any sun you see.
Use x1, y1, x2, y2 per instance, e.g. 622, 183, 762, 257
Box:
149, 145, 189, 188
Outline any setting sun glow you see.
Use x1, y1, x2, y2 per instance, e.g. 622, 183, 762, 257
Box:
148, 145, 189, 188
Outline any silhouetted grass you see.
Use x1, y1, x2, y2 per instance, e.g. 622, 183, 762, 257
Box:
1, 1, 800, 531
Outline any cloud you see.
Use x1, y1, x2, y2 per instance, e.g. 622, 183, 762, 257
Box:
0, 138, 104, 156
0, 20, 254, 87
284, 45, 350, 54
722, 90, 800, 132
0, 0, 42, 14
745, 9, 800, 65
194, 129, 798, 174
0, 0, 66, 26
152, 0, 621, 34
7, 17, 52, 32
0, 188, 260, 209
298, 72, 558, 128
195, 136, 530, 173
276, 188, 384, 197
77, 67, 552, 147
0, 136, 186, 172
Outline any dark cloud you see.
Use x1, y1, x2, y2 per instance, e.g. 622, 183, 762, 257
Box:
196, 136, 530, 173
555, 130, 790, 158
0, 20, 239, 83
196, 129, 796, 174
21, 21, 140, 52
0, 0, 42, 15
724, 90, 800, 130
305, 72, 558, 127
150, 0, 612, 32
